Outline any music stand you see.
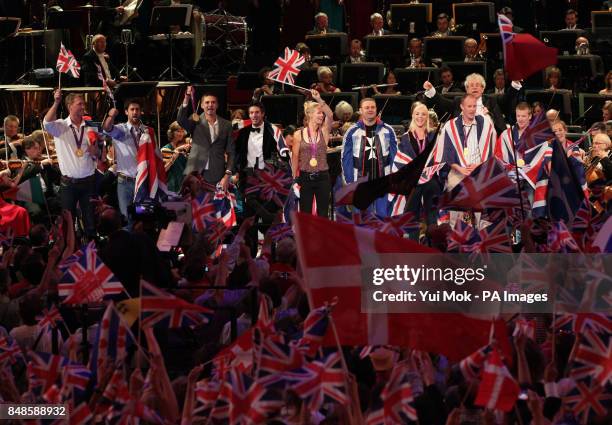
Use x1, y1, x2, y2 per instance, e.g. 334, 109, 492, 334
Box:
442, 61, 487, 84
0, 17, 20, 43
305, 33, 348, 62
525, 90, 572, 121
578, 93, 612, 128
557, 55, 603, 81
591, 11, 612, 34
373, 95, 415, 125
150, 6, 193, 81
261, 94, 304, 127
390, 4, 432, 37
423, 36, 466, 62
453, 2, 495, 34
394, 67, 440, 95
339, 62, 384, 91
540, 30, 585, 56
320, 92, 358, 112
364, 35, 409, 67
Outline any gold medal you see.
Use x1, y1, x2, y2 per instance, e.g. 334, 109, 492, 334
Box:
517, 158, 525, 167
463, 147, 469, 158
75, 148, 83, 157
191, 113, 200, 122
309, 158, 318, 167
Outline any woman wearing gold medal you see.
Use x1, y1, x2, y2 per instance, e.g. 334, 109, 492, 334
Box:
291, 89, 334, 217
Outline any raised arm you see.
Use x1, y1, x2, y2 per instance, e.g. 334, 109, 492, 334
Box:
44, 89, 62, 124
310, 89, 334, 139
178, 86, 197, 134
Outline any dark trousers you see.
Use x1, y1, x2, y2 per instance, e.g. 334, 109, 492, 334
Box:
404, 178, 442, 225
242, 169, 281, 256
299, 171, 331, 217
59, 175, 96, 238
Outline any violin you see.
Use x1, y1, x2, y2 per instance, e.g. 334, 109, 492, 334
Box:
0, 157, 59, 171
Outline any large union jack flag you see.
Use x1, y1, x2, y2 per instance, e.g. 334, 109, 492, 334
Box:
140, 280, 213, 328
245, 164, 293, 207
267, 47, 305, 85
381, 364, 418, 422
464, 218, 512, 260
134, 129, 168, 203
283, 351, 348, 411
563, 381, 612, 424
191, 187, 237, 233
439, 157, 521, 211
56, 42, 80, 78
58, 243, 125, 305
27, 351, 70, 392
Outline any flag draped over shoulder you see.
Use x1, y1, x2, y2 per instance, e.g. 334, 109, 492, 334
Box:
498, 14, 557, 81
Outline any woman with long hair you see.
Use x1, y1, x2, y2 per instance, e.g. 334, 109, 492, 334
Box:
162, 121, 191, 193
393, 102, 441, 230
291, 90, 334, 217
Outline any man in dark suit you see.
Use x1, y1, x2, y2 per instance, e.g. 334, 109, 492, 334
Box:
422, 73, 521, 134
80, 34, 122, 88
369, 13, 391, 36
179, 88, 235, 190
306, 12, 338, 35
234, 101, 289, 254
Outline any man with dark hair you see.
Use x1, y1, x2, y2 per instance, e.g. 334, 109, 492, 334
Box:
179, 88, 235, 190
103, 98, 151, 226
44, 90, 99, 239
235, 102, 289, 254
564, 9, 579, 29
439, 67, 463, 94
431, 13, 453, 37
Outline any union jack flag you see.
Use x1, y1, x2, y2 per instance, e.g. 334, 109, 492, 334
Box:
36, 305, 63, 331
58, 242, 95, 274
293, 306, 330, 358
381, 364, 417, 422
0, 336, 24, 366
563, 381, 612, 424
213, 328, 255, 378
245, 164, 292, 207
283, 351, 348, 411
65, 402, 93, 425
570, 330, 612, 388
464, 218, 512, 260
89, 302, 134, 382
518, 142, 552, 190
219, 369, 284, 424
191, 190, 234, 233
194, 379, 222, 418
459, 345, 492, 381
378, 212, 420, 237
206, 220, 229, 248
140, 280, 213, 328
27, 351, 69, 392
571, 198, 592, 233
95, 63, 115, 103
61, 364, 91, 404
56, 42, 80, 78
58, 243, 125, 304
267, 47, 305, 85
267, 223, 294, 242
518, 113, 553, 152
256, 334, 303, 379
134, 129, 168, 203
548, 221, 581, 253
447, 220, 475, 253
439, 157, 521, 211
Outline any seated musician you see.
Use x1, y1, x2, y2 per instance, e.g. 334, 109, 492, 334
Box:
406, 38, 429, 68
1, 116, 25, 159
431, 13, 454, 37
311, 66, 340, 94
252, 67, 284, 102
80, 34, 125, 88
588, 133, 612, 183
16, 133, 62, 222
162, 121, 191, 194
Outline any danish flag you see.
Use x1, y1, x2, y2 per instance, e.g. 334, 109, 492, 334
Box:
474, 348, 520, 412
56, 43, 80, 78
267, 47, 305, 85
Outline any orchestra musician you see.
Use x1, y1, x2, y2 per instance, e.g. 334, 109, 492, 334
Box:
1, 116, 25, 160
161, 121, 191, 194
81, 34, 126, 88
586, 133, 612, 184
44, 90, 99, 240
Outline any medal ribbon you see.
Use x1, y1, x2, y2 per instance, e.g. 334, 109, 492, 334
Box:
307, 127, 319, 166
70, 125, 85, 152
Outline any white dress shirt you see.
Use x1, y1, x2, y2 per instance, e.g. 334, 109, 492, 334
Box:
462, 120, 481, 166
246, 125, 264, 169
204, 118, 219, 170
43, 117, 95, 178
105, 122, 144, 177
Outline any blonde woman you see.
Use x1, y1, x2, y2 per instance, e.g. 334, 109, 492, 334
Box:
291, 90, 334, 216
162, 121, 191, 193
392, 102, 441, 226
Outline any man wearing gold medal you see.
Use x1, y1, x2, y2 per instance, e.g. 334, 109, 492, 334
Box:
494, 102, 533, 172
44, 90, 99, 239
341, 98, 398, 216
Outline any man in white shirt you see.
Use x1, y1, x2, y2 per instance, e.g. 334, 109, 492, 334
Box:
44, 90, 99, 239
103, 98, 148, 225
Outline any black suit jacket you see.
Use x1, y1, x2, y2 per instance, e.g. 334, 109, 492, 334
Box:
80, 50, 119, 86
178, 106, 235, 184
423, 87, 519, 134
20, 162, 61, 197
234, 122, 284, 173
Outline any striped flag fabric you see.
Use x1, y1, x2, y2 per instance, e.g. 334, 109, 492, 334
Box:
267, 47, 304, 85
459, 345, 492, 381
381, 364, 418, 422
56, 42, 80, 78
245, 164, 293, 208
27, 351, 70, 392
0, 336, 24, 366
134, 129, 168, 203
